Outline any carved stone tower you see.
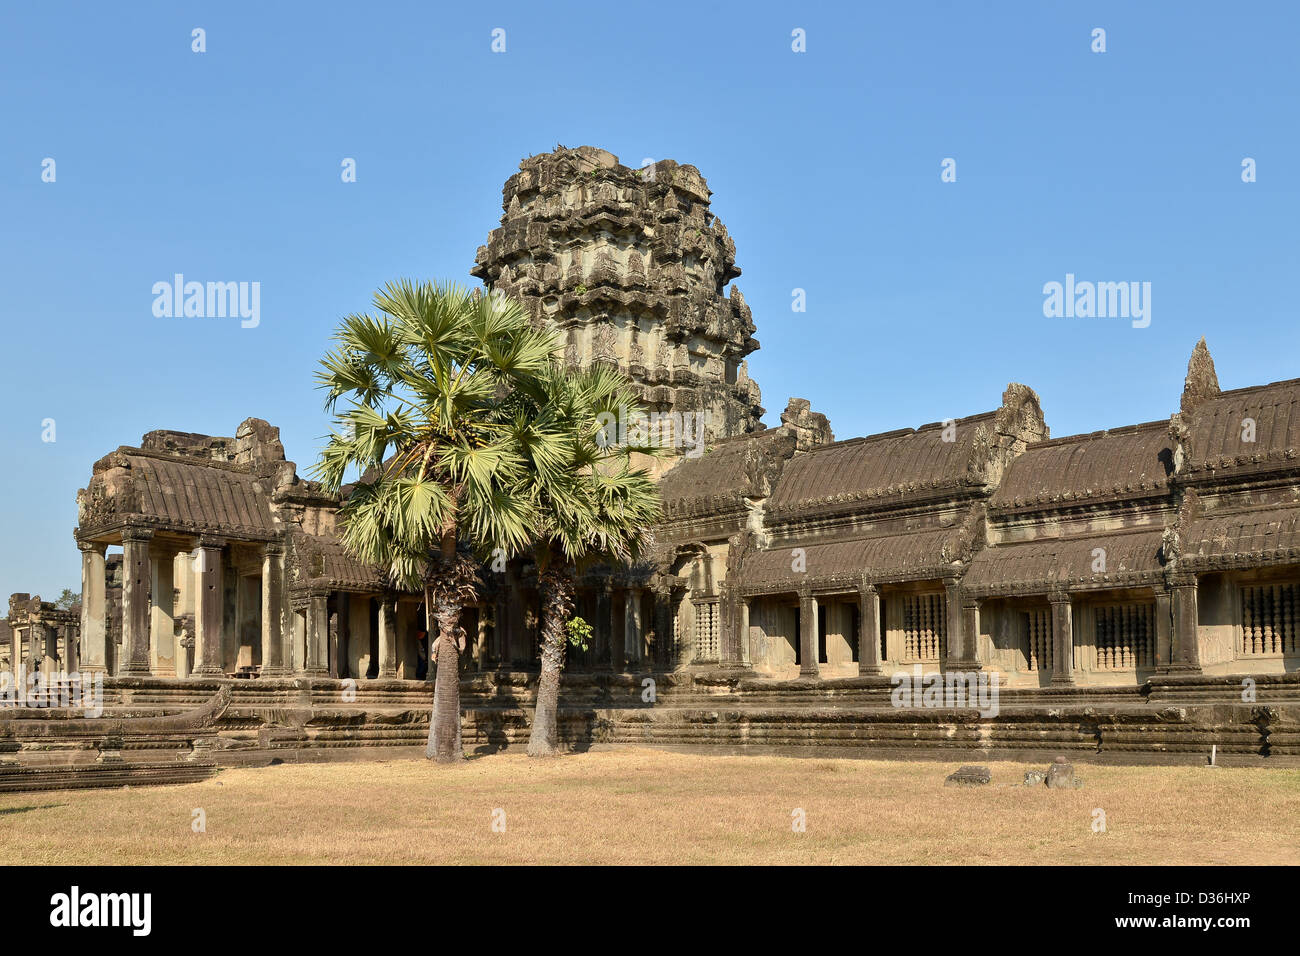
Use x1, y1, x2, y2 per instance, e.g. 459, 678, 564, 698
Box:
471, 145, 765, 443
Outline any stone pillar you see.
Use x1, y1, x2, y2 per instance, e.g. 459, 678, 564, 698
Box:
305, 592, 329, 676
41, 623, 58, 676
78, 541, 108, 675
734, 597, 751, 667
119, 528, 154, 676
259, 544, 289, 676
943, 578, 965, 670
799, 589, 819, 678
1049, 590, 1074, 686
28, 625, 43, 676
377, 596, 398, 678
1154, 586, 1173, 671
64, 624, 79, 675
6, 622, 19, 675
149, 543, 176, 677
1168, 573, 1202, 674
954, 596, 983, 671
858, 582, 882, 676
192, 538, 226, 677
624, 587, 644, 666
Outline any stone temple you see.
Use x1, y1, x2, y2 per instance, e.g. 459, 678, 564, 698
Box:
2, 146, 1298, 781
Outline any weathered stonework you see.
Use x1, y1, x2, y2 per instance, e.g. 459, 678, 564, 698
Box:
4, 147, 1300, 782
470, 146, 764, 444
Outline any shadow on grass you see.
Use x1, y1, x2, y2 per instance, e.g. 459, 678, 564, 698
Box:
0, 803, 66, 816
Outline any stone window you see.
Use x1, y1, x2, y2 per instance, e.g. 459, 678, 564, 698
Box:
1093, 602, 1155, 670
693, 599, 720, 662
1023, 607, 1052, 671
1240, 583, 1300, 656
901, 592, 946, 662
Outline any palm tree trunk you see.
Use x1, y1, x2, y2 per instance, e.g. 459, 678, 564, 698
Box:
527, 563, 574, 758
426, 530, 466, 764
426, 595, 463, 762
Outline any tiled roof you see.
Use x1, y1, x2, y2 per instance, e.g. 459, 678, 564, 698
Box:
658, 429, 795, 518
766, 413, 997, 516
739, 527, 958, 593
289, 532, 385, 592
990, 421, 1174, 513
1182, 379, 1300, 477
963, 528, 1166, 596
124, 454, 276, 537
1181, 505, 1300, 569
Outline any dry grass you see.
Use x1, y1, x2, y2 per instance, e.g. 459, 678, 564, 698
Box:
1, 750, 1296, 865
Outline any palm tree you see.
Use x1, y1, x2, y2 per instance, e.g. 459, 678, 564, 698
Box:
504, 362, 661, 757
312, 280, 557, 763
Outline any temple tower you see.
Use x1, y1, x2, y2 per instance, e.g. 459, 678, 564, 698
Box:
471, 145, 765, 444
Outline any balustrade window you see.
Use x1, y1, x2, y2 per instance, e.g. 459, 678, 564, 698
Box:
1093, 602, 1155, 670
1240, 583, 1300, 655
902, 592, 946, 662
1023, 607, 1052, 671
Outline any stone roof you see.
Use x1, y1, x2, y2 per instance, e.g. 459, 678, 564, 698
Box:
1180, 505, 1300, 570
77, 449, 279, 539
125, 454, 277, 536
1179, 378, 1300, 479
658, 429, 796, 520
766, 412, 999, 516
990, 420, 1175, 514
289, 532, 386, 593
739, 527, 961, 593
963, 528, 1166, 597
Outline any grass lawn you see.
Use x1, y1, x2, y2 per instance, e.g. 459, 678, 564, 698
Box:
1, 750, 1297, 865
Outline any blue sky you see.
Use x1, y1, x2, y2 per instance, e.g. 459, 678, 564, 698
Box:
2, 1, 1297, 598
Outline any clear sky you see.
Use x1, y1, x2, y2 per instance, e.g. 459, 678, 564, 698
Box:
2, 1, 1297, 600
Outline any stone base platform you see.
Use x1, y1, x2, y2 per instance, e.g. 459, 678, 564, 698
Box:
0, 670, 1296, 789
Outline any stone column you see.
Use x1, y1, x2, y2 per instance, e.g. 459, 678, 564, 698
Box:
305, 591, 329, 676
259, 544, 289, 676
119, 528, 154, 676
6, 622, 19, 676
954, 596, 982, 672
624, 587, 644, 667
78, 541, 108, 675
858, 582, 882, 676
41, 623, 58, 676
609, 589, 625, 672
149, 543, 176, 677
1168, 573, 1202, 674
943, 578, 965, 670
1154, 586, 1173, 671
64, 624, 79, 675
799, 589, 819, 678
377, 596, 398, 678
733, 596, 751, 667
28, 625, 43, 676
1049, 590, 1074, 686
192, 538, 226, 677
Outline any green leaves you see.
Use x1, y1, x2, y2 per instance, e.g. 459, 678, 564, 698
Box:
311, 278, 662, 596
